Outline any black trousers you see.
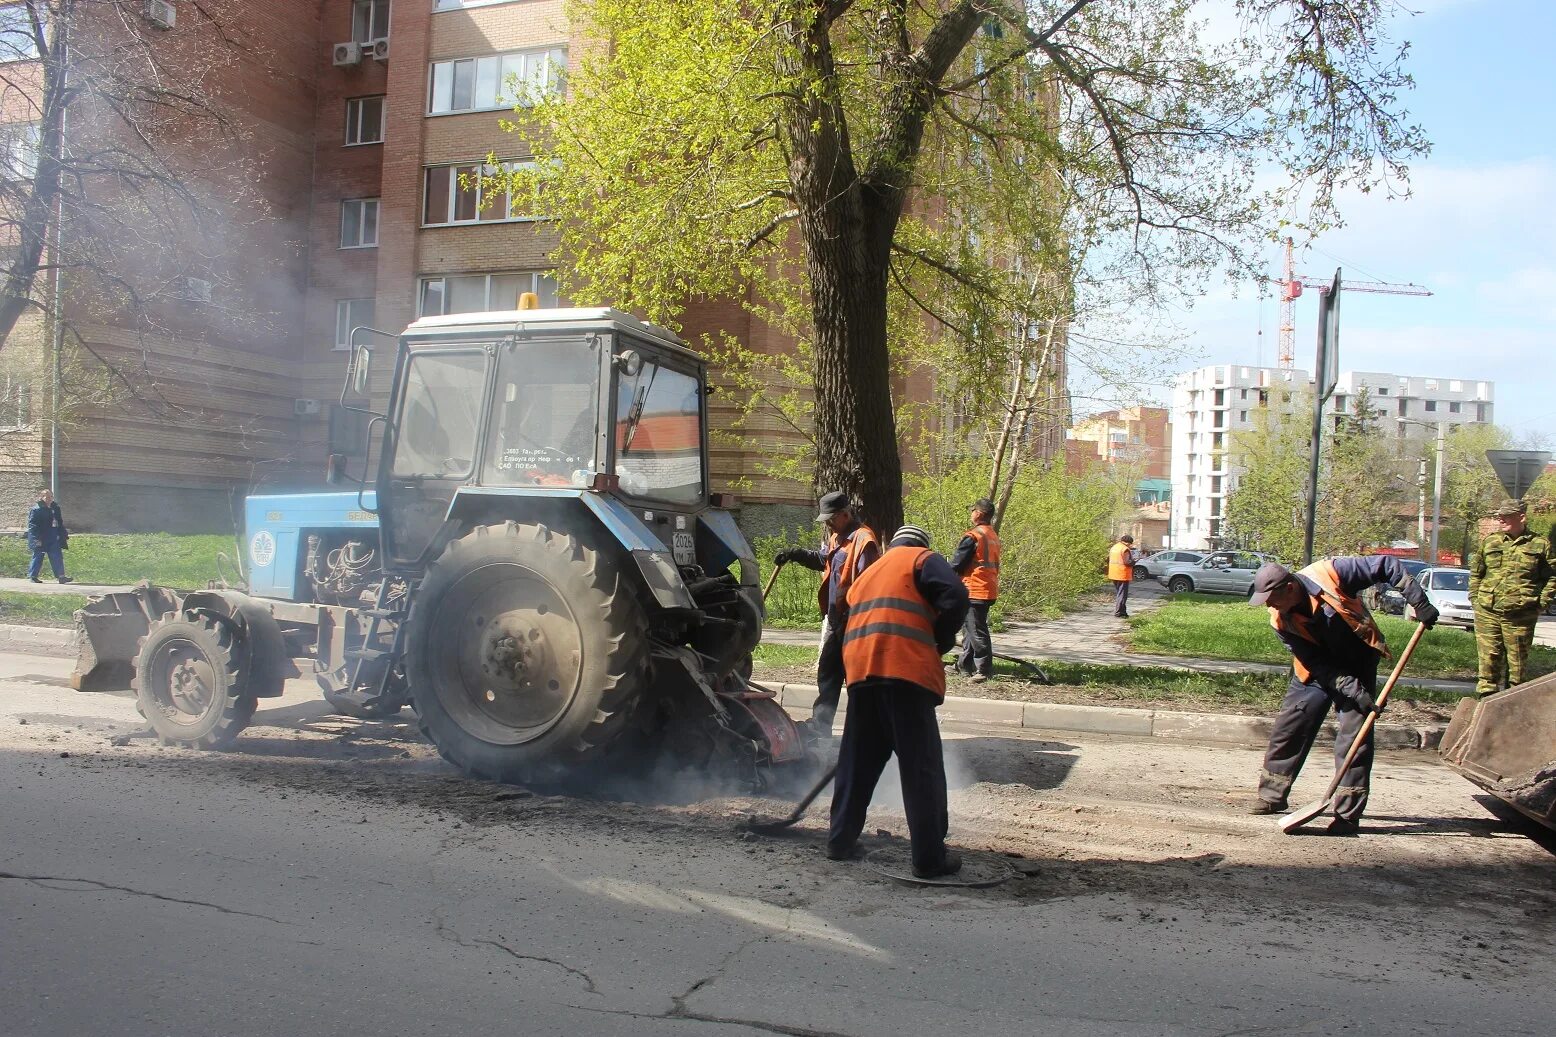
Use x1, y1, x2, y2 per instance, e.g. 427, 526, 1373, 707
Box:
1112, 579, 1131, 616
957, 600, 994, 677
813, 612, 846, 724
828, 681, 949, 870
1257, 668, 1378, 822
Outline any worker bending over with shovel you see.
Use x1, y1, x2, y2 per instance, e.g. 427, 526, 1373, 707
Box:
827, 525, 969, 878
1247, 558, 1438, 835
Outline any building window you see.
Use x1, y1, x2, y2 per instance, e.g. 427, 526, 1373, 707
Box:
352, 0, 390, 44
0, 120, 40, 181
418, 271, 559, 316
345, 96, 385, 145
427, 47, 566, 115
335, 299, 375, 350
1424, 399, 1437, 413
328, 403, 371, 455
1448, 401, 1461, 414
1397, 398, 1407, 416
1239, 410, 1248, 422
1239, 389, 1247, 400
422, 162, 534, 225
1376, 386, 1388, 395
0, 5, 41, 62
340, 198, 380, 248
0, 375, 30, 430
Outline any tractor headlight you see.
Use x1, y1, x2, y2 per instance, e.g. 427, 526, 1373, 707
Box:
632, 550, 696, 609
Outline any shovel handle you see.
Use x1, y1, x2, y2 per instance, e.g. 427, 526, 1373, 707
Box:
762, 560, 785, 603
1323, 621, 1428, 800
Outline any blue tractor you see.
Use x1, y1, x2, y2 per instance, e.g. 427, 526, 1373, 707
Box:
74, 302, 807, 786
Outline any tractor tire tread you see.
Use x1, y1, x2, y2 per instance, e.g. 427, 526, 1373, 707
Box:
130, 613, 256, 751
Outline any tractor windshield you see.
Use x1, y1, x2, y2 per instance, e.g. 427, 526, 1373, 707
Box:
484, 336, 601, 486
614, 355, 704, 505
391, 351, 487, 479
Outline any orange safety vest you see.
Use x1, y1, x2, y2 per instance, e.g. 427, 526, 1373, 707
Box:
1107, 542, 1134, 582
1269, 559, 1390, 683
819, 525, 879, 614
842, 546, 946, 698
961, 524, 1001, 602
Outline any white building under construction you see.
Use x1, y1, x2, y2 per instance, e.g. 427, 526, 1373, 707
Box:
1168, 364, 1494, 549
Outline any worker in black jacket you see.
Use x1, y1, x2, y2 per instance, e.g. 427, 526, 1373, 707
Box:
1248, 556, 1437, 834
26, 488, 73, 584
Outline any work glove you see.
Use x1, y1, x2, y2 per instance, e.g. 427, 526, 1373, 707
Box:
1334, 675, 1376, 714
1412, 602, 1438, 629
773, 549, 798, 565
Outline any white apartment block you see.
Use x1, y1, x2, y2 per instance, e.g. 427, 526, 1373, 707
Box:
1169, 364, 1494, 549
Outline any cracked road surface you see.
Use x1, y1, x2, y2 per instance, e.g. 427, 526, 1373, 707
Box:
1, 652, 1553, 1036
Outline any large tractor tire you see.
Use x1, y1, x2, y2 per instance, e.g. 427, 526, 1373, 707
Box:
405, 521, 649, 785
132, 613, 258, 750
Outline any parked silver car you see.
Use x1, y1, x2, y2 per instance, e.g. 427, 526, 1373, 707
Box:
1408, 566, 1475, 629
1132, 549, 1206, 582
1157, 550, 1279, 596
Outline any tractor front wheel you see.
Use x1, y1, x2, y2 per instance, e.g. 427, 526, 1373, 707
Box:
405, 521, 648, 785
133, 614, 257, 749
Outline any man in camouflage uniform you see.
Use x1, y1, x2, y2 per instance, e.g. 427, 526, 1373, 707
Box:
1470, 500, 1554, 695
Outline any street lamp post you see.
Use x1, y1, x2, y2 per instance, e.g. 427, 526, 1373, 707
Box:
1428, 421, 1445, 563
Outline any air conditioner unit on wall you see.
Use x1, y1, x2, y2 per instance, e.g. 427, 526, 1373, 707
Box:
332, 42, 363, 67
170, 276, 212, 304
370, 38, 390, 62
145, 0, 176, 30
294, 399, 321, 417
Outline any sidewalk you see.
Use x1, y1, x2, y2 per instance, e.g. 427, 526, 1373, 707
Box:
765, 580, 1479, 693
0, 576, 129, 596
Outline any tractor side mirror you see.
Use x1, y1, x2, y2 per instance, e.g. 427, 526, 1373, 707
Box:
326, 452, 348, 486
615, 349, 643, 377
351, 344, 373, 396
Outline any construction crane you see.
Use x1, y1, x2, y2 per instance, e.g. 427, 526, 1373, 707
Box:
1273, 236, 1432, 368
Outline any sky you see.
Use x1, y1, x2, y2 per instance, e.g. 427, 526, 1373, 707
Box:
1124, 0, 1555, 443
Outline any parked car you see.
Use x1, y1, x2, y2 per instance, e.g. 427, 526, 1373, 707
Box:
1408, 566, 1475, 629
1157, 550, 1279, 596
1132, 549, 1205, 582
1376, 559, 1432, 615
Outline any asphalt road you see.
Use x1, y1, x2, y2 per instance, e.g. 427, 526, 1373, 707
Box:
2, 651, 1553, 1037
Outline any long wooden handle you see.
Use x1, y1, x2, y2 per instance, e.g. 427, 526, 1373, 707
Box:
1323, 621, 1427, 799
762, 560, 784, 603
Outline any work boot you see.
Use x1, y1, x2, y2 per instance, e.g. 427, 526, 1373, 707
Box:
57, 576, 73, 584
808, 705, 836, 739
1325, 816, 1360, 837
912, 850, 963, 880
969, 674, 988, 684
824, 839, 860, 861
1248, 797, 1287, 815
28, 576, 41, 583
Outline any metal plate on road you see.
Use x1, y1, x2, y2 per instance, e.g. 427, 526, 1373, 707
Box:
865, 847, 1015, 888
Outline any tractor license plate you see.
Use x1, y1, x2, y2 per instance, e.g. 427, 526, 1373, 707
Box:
672, 531, 695, 566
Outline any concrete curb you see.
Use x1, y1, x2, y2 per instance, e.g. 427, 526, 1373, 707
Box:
0, 622, 1453, 751
760, 681, 1451, 751
0, 622, 78, 658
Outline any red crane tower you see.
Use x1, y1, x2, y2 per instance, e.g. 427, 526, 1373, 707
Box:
1274, 236, 1432, 368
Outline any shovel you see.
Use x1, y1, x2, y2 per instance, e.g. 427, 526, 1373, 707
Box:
762, 560, 784, 602
746, 763, 837, 834
1278, 622, 1427, 833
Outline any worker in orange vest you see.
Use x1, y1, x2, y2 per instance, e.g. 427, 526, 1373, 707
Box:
828, 525, 970, 879
950, 498, 1001, 681
774, 491, 881, 736
1248, 558, 1437, 834
1107, 534, 1137, 618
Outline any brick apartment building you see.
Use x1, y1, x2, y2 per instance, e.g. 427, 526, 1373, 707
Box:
0, 0, 831, 532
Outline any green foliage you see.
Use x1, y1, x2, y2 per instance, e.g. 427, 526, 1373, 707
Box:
0, 534, 236, 588
748, 533, 824, 629
906, 458, 1114, 619
1129, 595, 1556, 681
502, 0, 1428, 523
1224, 385, 1407, 558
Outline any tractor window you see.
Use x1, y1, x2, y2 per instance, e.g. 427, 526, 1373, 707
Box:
391, 351, 486, 479
484, 337, 601, 486
614, 358, 704, 505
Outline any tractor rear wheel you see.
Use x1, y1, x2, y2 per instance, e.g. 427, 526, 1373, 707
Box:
132, 613, 257, 749
405, 521, 648, 785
